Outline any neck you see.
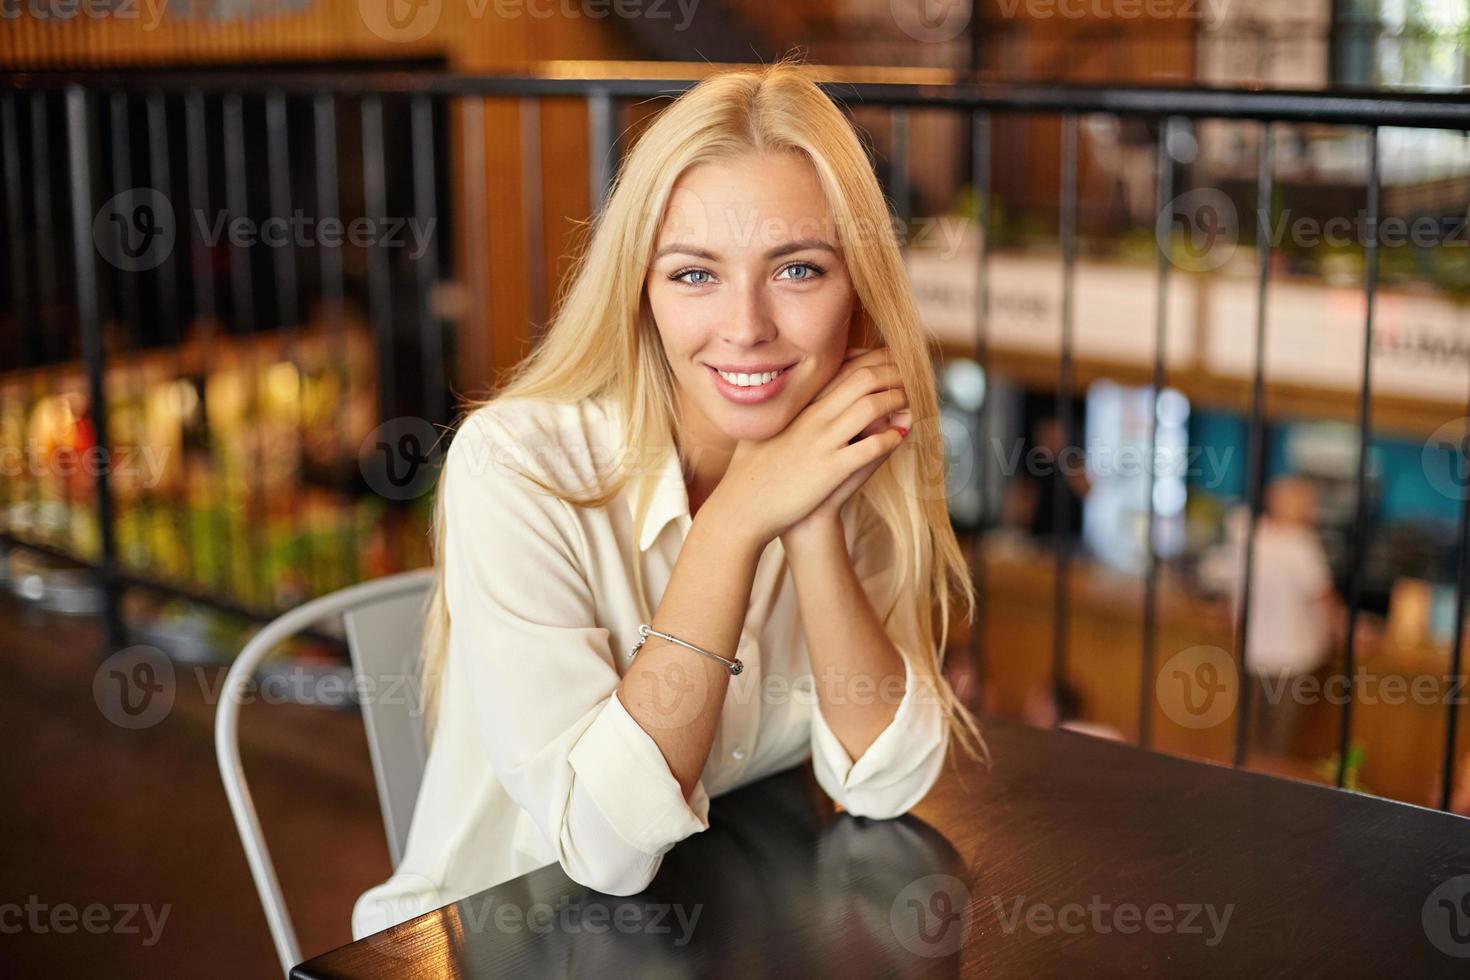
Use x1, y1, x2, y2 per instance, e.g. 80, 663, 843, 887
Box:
673, 391, 736, 519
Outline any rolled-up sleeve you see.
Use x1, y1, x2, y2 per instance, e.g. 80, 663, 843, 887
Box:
442, 408, 709, 895
809, 507, 949, 819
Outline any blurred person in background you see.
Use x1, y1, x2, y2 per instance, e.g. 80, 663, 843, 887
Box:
1005, 412, 1090, 546
1199, 476, 1343, 757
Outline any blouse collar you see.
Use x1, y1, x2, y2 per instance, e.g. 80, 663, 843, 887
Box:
636, 437, 691, 553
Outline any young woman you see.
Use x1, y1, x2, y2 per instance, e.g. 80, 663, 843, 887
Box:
352, 59, 985, 940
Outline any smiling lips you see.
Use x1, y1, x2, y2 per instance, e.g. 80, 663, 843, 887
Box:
706, 363, 794, 405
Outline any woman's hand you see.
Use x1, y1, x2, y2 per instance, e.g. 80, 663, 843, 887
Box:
788, 347, 914, 537
709, 347, 911, 549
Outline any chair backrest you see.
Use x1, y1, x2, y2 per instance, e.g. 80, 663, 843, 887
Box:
215, 567, 435, 976
343, 580, 432, 867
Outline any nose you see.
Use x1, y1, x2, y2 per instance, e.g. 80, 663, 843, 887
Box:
719, 277, 778, 347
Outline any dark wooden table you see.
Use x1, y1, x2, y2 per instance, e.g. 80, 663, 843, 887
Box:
293, 718, 1470, 978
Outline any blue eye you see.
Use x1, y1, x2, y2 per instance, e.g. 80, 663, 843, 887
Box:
778, 262, 824, 282
671, 267, 713, 286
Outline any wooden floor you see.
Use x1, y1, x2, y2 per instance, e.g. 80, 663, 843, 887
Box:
0, 590, 392, 977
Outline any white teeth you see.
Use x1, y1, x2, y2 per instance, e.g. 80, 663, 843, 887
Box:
716, 367, 783, 387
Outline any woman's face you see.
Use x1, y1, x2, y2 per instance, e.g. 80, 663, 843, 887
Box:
645, 150, 857, 445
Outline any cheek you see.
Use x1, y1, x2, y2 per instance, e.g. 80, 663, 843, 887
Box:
774, 287, 854, 356
646, 287, 708, 358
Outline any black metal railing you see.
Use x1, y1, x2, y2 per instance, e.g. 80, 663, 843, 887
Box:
2, 66, 1468, 808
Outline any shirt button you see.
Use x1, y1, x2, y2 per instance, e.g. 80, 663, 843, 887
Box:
732, 748, 746, 761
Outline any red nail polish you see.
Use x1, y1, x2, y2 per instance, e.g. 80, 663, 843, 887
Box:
897, 427, 909, 437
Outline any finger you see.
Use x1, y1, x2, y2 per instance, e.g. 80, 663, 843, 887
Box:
847, 412, 889, 445
812, 348, 897, 404
840, 425, 907, 469
830, 362, 904, 406
838, 386, 908, 442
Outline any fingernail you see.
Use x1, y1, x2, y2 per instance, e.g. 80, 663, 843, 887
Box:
897, 427, 909, 437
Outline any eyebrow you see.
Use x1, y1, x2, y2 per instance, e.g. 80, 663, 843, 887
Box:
652, 238, 839, 263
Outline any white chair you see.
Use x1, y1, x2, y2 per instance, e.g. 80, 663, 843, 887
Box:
214, 568, 435, 976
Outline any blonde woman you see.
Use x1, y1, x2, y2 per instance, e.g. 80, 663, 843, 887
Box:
352, 59, 985, 940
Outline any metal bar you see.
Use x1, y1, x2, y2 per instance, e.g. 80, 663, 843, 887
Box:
1051, 111, 1078, 715
109, 92, 141, 342
3, 93, 31, 365
266, 90, 311, 602
223, 93, 264, 609
146, 91, 194, 590
31, 92, 59, 366
314, 93, 357, 591
184, 93, 217, 329
1233, 125, 1275, 768
65, 86, 125, 652
362, 94, 395, 427
27, 102, 67, 550
891, 106, 910, 231
522, 97, 546, 340
265, 93, 300, 329
1138, 116, 1175, 749
1443, 132, 1470, 811
186, 94, 232, 599
969, 107, 992, 705
410, 93, 445, 425
1446, 428, 1470, 810
0, 530, 349, 649
461, 96, 490, 402
109, 91, 155, 581
9, 73, 1470, 130
587, 88, 617, 214
2, 93, 37, 552
1338, 126, 1379, 789
146, 94, 180, 341
185, 91, 226, 594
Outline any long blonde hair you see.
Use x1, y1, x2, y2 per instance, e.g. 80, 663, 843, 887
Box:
419, 57, 988, 766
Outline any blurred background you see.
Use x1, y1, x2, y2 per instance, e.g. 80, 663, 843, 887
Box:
2, 2, 1469, 975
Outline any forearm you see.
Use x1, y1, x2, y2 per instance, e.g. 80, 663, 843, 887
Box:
784, 514, 906, 760
616, 494, 764, 799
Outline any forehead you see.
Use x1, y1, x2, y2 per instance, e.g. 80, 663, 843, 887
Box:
656, 150, 838, 250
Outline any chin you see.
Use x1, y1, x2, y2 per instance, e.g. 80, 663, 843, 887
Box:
711, 405, 793, 443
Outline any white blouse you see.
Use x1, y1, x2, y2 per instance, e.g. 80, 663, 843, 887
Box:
351, 395, 949, 939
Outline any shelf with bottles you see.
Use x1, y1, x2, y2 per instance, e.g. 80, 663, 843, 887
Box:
0, 316, 437, 617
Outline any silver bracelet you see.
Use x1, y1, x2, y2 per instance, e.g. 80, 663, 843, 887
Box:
630, 623, 744, 676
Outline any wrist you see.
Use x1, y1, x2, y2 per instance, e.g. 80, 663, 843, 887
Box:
781, 511, 845, 555
691, 492, 768, 563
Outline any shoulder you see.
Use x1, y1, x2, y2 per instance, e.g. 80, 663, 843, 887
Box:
447, 396, 618, 494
